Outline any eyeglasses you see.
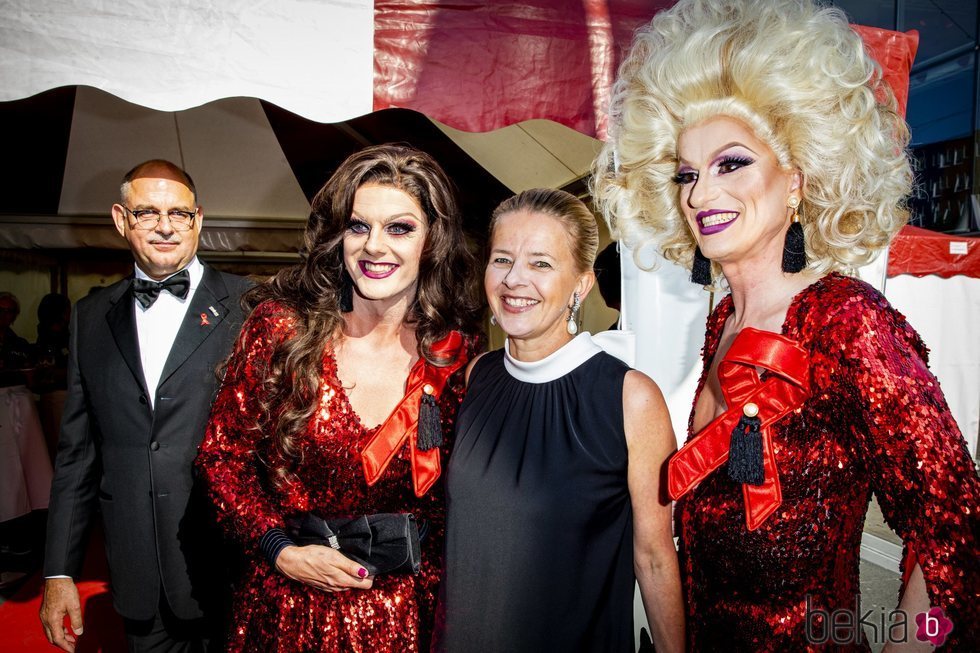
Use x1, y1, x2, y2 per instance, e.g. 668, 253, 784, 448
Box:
122, 206, 198, 231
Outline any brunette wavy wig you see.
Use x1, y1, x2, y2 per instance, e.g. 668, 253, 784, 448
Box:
241, 144, 484, 485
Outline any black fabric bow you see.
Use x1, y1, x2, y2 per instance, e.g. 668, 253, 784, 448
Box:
132, 269, 190, 309
285, 512, 422, 576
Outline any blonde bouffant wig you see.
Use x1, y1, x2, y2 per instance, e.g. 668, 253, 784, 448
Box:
592, 0, 913, 277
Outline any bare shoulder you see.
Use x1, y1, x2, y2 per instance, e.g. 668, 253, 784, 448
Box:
464, 351, 490, 386
623, 369, 667, 412
622, 369, 673, 449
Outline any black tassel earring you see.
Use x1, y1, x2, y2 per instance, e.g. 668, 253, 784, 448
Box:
339, 271, 354, 312
782, 197, 806, 273
691, 246, 712, 286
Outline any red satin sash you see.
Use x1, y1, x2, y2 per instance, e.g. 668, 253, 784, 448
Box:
668, 327, 810, 530
360, 331, 467, 497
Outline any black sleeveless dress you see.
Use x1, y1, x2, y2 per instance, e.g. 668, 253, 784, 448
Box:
441, 333, 635, 652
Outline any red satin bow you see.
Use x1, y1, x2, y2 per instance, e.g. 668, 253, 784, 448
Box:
668, 327, 810, 530
360, 330, 467, 497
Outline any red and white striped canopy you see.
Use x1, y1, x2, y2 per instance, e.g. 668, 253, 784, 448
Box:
1, 0, 916, 139
1, 0, 672, 138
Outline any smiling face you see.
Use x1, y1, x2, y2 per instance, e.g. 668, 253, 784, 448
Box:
485, 210, 593, 354
675, 116, 801, 268
111, 166, 202, 280
343, 183, 428, 309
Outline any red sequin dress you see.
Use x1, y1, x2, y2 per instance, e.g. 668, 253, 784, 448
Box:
195, 301, 470, 652
676, 273, 980, 651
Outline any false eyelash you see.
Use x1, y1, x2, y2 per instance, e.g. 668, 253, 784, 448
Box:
718, 155, 754, 169
387, 222, 417, 235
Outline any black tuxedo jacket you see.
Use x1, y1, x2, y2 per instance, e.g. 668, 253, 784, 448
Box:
44, 263, 252, 621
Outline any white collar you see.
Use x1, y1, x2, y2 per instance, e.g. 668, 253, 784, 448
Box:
134, 256, 203, 288
503, 332, 602, 383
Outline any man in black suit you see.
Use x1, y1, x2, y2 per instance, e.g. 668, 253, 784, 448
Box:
40, 160, 251, 652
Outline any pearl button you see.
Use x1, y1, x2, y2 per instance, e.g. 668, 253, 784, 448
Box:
742, 402, 760, 418
423, 384, 434, 395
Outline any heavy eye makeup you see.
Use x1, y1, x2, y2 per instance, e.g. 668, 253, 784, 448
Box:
672, 152, 756, 185
384, 221, 417, 236
672, 167, 697, 186
715, 154, 754, 173
346, 217, 419, 236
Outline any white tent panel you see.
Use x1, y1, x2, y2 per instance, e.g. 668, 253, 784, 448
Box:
174, 98, 310, 220
885, 275, 980, 457
59, 87, 310, 219
622, 248, 710, 446
59, 87, 183, 215
0, 0, 374, 122
519, 120, 603, 178
434, 119, 601, 193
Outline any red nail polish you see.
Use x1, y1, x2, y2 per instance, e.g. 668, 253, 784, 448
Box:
357, 567, 367, 578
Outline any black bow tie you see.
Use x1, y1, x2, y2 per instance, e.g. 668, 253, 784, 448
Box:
132, 270, 191, 309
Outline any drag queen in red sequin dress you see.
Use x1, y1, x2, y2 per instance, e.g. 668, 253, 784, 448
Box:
595, 0, 980, 650
195, 145, 482, 652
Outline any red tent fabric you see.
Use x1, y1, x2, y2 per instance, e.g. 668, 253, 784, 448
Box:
375, 3, 918, 137
373, 0, 670, 138
887, 226, 980, 279
852, 25, 918, 117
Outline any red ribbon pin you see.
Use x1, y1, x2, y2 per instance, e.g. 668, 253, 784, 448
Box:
668, 327, 810, 530
359, 331, 467, 497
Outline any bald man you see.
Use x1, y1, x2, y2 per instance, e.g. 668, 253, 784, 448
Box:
41, 160, 251, 652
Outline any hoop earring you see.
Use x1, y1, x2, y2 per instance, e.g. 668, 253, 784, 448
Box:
489, 314, 497, 327
339, 270, 354, 312
566, 292, 581, 335
782, 197, 806, 273
691, 246, 712, 286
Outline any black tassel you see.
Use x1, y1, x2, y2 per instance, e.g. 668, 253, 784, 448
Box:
691, 246, 712, 286
781, 220, 806, 273
339, 272, 353, 312
416, 392, 443, 451
728, 413, 764, 485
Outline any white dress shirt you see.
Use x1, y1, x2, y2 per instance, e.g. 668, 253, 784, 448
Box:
134, 257, 203, 408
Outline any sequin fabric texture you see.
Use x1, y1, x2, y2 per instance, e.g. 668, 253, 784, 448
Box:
676, 273, 979, 651
195, 302, 469, 652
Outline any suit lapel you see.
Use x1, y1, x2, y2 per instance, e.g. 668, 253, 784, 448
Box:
105, 279, 148, 392
157, 264, 232, 389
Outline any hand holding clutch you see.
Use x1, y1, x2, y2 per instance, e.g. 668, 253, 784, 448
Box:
286, 512, 422, 576
273, 545, 375, 592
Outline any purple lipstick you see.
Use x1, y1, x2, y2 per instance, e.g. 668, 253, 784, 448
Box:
696, 209, 739, 235
359, 260, 398, 279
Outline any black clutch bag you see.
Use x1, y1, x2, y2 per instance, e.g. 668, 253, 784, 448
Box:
285, 512, 422, 576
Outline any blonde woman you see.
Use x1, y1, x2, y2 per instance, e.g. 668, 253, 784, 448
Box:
439, 189, 683, 653
594, 0, 979, 650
